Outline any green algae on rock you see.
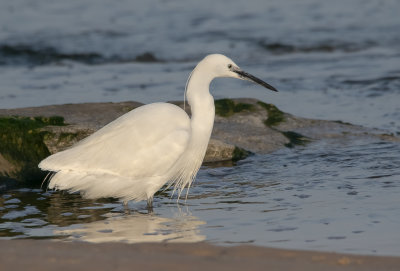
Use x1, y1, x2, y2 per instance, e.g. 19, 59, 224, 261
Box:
215, 99, 254, 117
282, 131, 311, 148
204, 139, 250, 163
257, 101, 285, 127
0, 116, 65, 182
232, 146, 251, 162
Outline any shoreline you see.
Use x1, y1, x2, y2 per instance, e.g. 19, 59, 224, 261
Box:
0, 240, 399, 270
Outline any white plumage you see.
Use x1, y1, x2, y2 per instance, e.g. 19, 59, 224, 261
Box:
39, 54, 277, 208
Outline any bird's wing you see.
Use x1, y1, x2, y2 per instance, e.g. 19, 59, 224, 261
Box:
39, 103, 191, 178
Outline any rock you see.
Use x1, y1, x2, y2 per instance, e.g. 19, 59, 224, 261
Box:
0, 101, 143, 130
0, 98, 398, 184
204, 139, 249, 162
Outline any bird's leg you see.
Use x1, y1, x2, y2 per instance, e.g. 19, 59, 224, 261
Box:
147, 197, 154, 213
123, 200, 131, 215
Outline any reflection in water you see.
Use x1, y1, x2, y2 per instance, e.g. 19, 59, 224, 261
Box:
0, 190, 205, 243
56, 212, 205, 243
45, 192, 117, 227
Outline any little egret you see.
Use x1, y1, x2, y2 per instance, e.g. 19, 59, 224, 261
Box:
39, 54, 277, 208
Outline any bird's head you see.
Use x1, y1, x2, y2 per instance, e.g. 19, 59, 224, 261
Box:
201, 54, 278, 92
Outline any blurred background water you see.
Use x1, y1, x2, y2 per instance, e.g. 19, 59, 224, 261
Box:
0, 0, 400, 256
0, 0, 399, 132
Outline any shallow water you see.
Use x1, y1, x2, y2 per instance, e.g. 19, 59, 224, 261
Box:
1, 137, 400, 255
0, 0, 400, 256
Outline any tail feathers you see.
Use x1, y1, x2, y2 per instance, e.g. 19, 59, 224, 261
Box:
48, 170, 150, 202
38, 151, 79, 172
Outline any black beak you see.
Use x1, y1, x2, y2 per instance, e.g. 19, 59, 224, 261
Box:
234, 69, 278, 92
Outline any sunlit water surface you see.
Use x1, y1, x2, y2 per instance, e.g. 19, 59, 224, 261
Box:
1, 137, 399, 256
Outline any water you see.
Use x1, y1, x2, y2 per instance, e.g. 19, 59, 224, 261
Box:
1, 0, 399, 132
1, 137, 400, 255
0, 0, 400, 256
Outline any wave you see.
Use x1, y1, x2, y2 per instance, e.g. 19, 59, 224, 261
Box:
0, 44, 161, 66
259, 40, 377, 55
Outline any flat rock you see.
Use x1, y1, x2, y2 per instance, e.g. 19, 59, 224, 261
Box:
0, 98, 398, 184
0, 101, 143, 130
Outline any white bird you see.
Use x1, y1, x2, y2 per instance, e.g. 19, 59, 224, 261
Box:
39, 54, 277, 209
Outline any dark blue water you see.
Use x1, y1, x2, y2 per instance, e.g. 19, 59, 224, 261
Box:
0, 0, 399, 256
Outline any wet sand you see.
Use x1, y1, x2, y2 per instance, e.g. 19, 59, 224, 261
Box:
0, 240, 399, 271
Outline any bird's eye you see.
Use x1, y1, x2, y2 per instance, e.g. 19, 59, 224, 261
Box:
227, 64, 232, 69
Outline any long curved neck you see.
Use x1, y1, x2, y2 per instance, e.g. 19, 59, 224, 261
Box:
167, 59, 216, 195
186, 64, 215, 134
